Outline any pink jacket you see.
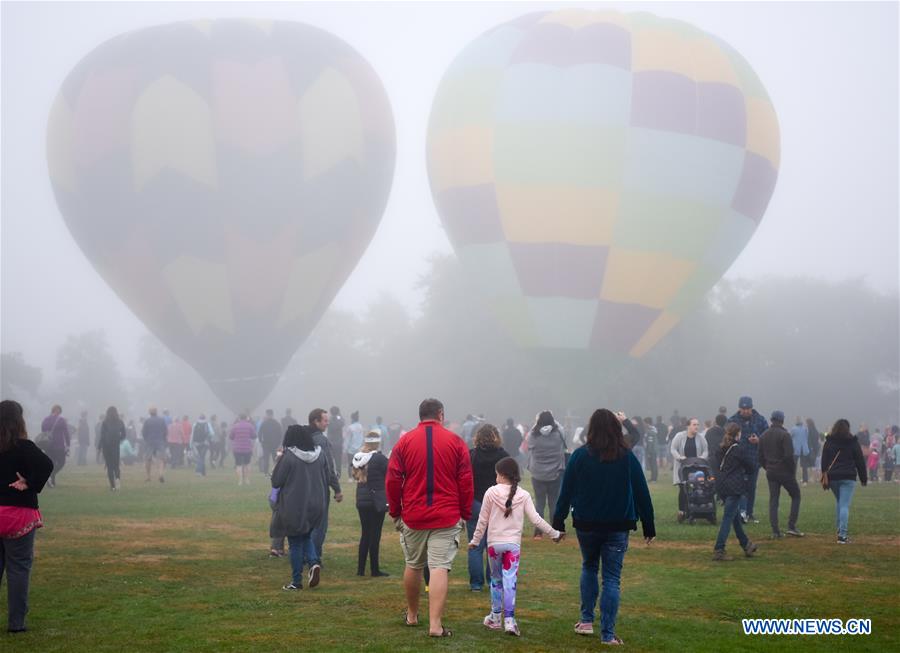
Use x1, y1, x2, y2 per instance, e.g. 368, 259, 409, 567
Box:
229, 420, 257, 454
470, 484, 559, 547
867, 450, 879, 470
166, 423, 183, 445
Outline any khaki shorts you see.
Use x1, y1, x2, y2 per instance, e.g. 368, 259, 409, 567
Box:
395, 519, 463, 571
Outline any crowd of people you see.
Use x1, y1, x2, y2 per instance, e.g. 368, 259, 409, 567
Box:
1, 395, 896, 641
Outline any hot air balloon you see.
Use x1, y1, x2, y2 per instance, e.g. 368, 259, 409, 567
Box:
427, 9, 779, 357
47, 19, 395, 412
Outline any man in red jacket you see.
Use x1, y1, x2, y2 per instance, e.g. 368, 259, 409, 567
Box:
387, 398, 473, 638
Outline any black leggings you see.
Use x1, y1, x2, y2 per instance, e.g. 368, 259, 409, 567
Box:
357, 506, 386, 575
48, 448, 66, 485
103, 448, 121, 489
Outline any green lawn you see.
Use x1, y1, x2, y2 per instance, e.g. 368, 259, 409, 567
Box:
5, 462, 898, 651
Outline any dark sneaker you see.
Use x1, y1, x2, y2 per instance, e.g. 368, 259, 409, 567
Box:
308, 564, 321, 588
749, 515, 760, 524
786, 529, 805, 537
712, 550, 733, 561
372, 571, 390, 577
282, 582, 301, 591
743, 541, 758, 557
269, 549, 284, 558
837, 536, 849, 544
740, 510, 749, 524
770, 532, 784, 539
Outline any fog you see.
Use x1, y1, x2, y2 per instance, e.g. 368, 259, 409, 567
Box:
2, 1, 898, 432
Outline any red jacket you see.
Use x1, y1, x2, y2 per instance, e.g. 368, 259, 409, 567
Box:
387, 420, 473, 529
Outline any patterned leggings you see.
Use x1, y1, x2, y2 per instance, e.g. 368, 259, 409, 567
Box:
488, 542, 521, 618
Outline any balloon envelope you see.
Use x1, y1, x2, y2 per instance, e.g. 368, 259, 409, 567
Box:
427, 9, 779, 356
47, 19, 395, 411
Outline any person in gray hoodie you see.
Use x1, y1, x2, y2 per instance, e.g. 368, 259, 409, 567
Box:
270, 425, 329, 591
526, 411, 567, 539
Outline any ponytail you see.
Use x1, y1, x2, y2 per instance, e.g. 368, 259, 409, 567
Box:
495, 456, 521, 518
504, 478, 518, 518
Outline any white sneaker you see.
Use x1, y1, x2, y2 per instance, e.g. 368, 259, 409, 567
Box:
308, 564, 321, 588
504, 617, 520, 636
483, 612, 501, 630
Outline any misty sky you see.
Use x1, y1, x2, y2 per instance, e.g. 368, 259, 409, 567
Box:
1, 1, 898, 383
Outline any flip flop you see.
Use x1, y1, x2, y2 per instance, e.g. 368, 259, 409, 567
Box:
403, 611, 418, 627
428, 627, 452, 637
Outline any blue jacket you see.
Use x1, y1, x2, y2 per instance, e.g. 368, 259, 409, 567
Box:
552, 446, 655, 539
729, 410, 768, 465
790, 424, 810, 457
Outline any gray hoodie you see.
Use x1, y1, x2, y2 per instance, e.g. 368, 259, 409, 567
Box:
270, 446, 328, 537
527, 425, 567, 482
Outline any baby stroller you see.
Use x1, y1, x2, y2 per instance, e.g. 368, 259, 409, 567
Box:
680, 457, 717, 524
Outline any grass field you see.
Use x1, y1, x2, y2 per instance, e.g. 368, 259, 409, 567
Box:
4, 461, 898, 652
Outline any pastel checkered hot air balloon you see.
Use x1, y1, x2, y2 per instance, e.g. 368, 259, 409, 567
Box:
47, 19, 395, 411
427, 9, 779, 356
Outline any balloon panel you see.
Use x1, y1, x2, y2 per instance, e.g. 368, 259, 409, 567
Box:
427, 9, 779, 356
48, 20, 396, 411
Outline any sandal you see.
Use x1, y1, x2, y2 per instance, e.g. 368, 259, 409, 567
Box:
428, 627, 452, 637
404, 611, 418, 627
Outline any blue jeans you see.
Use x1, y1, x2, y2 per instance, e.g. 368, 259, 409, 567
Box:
466, 500, 489, 589
576, 530, 628, 642
830, 479, 856, 538
1, 529, 36, 631
739, 466, 760, 517
312, 503, 329, 561
715, 494, 749, 551
194, 444, 207, 476
287, 533, 318, 585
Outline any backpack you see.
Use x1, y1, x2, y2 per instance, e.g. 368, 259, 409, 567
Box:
192, 422, 209, 444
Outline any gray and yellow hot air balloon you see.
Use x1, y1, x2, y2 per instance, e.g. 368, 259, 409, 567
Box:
427, 9, 779, 357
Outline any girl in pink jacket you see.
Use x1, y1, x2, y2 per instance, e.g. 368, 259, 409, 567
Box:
468, 456, 563, 636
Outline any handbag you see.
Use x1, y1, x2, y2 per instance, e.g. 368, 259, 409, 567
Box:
559, 431, 571, 467
821, 450, 840, 490
35, 415, 60, 450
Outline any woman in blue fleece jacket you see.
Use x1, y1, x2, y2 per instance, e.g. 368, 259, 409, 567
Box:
553, 409, 655, 646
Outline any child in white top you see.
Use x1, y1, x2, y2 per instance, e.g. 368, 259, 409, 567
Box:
469, 456, 563, 636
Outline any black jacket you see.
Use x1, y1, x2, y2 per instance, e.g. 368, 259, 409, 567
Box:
714, 443, 756, 498
501, 427, 522, 455
0, 440, 54, 509
327, 415, 344, 449
821, 435, 867, 484
259, 418, 283, 449
704, 426, 724, 453
99, 418, 126, 452
758, 424, 795, 480
469, 446, 510, 502
355, 452, 388, 511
